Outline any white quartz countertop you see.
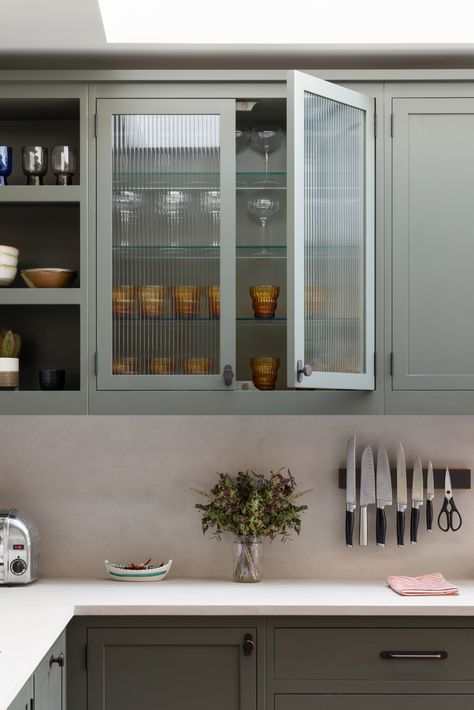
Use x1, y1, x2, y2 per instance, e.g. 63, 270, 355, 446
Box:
3, 577, 474, 709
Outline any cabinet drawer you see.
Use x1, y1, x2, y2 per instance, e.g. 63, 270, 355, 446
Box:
275, 696, 474, 710
274, 628, 473, 681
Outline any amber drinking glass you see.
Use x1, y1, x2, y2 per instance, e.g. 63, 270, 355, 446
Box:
173, 286, 201, 319
206, 286, 220, 319
113, 357, 138, 375
249, 285, 280, 319
138, 286, 167, 318
148, 357, 176, 375
184, 357, 213, 375
250, 357, 280, 390
112, 286, 135, 318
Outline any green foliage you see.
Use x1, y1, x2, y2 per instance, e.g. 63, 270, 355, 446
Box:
0, 330, 21, 358
193, 468, 311, 541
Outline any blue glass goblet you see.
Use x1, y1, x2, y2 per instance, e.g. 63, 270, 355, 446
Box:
0, 147, 12, 186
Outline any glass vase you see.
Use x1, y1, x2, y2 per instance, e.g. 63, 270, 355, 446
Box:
233, 536, 262, 583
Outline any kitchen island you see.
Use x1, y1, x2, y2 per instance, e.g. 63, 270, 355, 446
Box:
4, 578, 474, 710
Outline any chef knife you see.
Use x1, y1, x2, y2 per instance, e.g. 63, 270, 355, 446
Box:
345, 435, 356, 548
410, 456, 424, 544
359, 446, 375, 546
376, 443, 392, 548
426, 460, 434, 532
396, 442, 407, 548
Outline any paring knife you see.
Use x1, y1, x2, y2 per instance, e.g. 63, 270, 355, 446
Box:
359, 446, 375, 546
345, 435, 356, 548
376, 443, 393, 548
396, 443, 407, 548
426, 461, 434, 532
410, 456, 424, 544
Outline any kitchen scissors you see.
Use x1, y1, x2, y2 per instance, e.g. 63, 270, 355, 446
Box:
437, 468, 462, 532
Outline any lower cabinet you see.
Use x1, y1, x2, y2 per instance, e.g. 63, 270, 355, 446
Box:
8, 631, 65, 710
86, 626, 257, 710
275, 697, 474, 710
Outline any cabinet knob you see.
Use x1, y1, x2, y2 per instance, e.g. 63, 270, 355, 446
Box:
49, 653, 65, 668
296, 360, 312, 383
223, 364, 234, 386
242, 633, 255, 656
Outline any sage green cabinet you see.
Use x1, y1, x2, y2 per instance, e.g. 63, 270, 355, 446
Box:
87, 626, 256, 710
8, 630, 65, 710
7, 678, 32, 710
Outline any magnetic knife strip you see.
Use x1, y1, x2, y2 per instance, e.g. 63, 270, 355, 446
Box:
339, 468, 471, 489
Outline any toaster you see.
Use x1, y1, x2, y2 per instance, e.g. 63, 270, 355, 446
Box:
0, 509, 39, 584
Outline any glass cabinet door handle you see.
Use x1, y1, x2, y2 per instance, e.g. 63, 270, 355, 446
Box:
297, 360, 312, 383
223, 364, 234, 386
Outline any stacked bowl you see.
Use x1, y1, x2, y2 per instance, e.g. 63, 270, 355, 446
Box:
0, 246, 19, 287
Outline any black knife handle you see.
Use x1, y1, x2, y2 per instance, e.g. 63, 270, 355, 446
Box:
426, 500, 433, 532
346, 510, 355, 548
410, 507, 420, 544
376, 507, 386, 547
397, 510, 405, 548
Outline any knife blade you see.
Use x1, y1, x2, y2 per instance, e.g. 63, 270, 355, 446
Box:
359, 446, 375, 546
426, 460, 434, 532
376, 443, 392, 548
410, 456, 424, 544
396, 442, 407, 548
345, 435, 356, 548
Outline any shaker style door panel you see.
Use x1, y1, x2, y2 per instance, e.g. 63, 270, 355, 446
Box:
34, 631, 66, 710
87, 627, 256, 710
287, 71, 375, 390
275, 697, 474, 710
392, 98, 474, 390
96, 98, 236, 390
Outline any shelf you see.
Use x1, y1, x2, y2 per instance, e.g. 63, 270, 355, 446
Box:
0, 390, 84, 414
237, 317, 286, 326
0, 289, 81, 305
0, 186, 82, 203
114, 317, 220, 324
113, 245, 220, 260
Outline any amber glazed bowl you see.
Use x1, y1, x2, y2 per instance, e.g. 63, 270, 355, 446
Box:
21, 268, 76, 289
148, 357, 176, 375
112, 357, 138, 375
206, 285, 220, 319
173, 286, 201, 318
112, 286, 136, 318
250, 357, 280, 390
138, 286, 167, 318
184, 357, 213, 375
249, 285, 280, 319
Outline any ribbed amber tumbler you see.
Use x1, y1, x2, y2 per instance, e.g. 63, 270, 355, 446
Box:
138, 286, 167, 318
173, 286, 201, 318
249, 285, 280, 319
250, 357, 280, 390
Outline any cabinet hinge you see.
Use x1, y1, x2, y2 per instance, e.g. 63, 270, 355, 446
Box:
390, 352, 394, 377
373, 352, 377, 377
95, 352, 98, 376
390, 113, 394, 138
374, 113, 377, 138
85, 645, 88, 670
94, 113, 98, 138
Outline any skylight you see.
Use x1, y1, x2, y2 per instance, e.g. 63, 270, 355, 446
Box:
98, 0, 474, 44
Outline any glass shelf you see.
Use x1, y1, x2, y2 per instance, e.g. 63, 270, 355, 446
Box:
236, 172, 286, 188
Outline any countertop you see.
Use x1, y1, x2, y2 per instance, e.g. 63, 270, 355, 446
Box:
3, 577, 474, 709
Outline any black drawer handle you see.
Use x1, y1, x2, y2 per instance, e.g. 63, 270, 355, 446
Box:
49, 653, 65, 668
380, 651, 447, 660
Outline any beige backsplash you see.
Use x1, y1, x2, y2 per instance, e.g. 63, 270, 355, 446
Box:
0, 415, 473, 581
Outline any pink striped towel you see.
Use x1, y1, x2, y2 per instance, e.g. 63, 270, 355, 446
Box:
387, 573, 459, 596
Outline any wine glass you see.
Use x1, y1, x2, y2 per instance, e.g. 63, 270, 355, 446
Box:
157, 190, 191, 247
250, 126, 283, 185
200, 190, 220, 247
236, 129, 250, 151
247, 197, 279, 256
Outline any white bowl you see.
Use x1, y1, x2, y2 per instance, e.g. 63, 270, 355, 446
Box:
0, 265, 17, 287
0, 253, 18, 267
0, 245, 19, 259
104, 559, 172, 582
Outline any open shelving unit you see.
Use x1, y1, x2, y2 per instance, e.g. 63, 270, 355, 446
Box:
0, 86, 87, 413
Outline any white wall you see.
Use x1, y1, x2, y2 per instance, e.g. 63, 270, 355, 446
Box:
1, 415, 472, 581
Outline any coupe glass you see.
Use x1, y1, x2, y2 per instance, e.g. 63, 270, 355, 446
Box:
157, 189, 191, 247
235, 129, 250, 151
247, 197, 279, 256
250, 126, 283, 185
199, 190, 220, 246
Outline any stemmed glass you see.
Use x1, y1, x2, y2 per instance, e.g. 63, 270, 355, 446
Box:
236, 129, 250, 187
200, 190, 220, 247
157, 189, 191, 247
247, 197, 280, 256
250, 126, 283, 186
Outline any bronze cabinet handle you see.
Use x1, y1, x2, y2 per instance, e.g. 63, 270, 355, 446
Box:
49, 652, 65, 668
380, 651, 447, 660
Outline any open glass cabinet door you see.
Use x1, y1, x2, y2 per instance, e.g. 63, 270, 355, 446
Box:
287, 71, 375, 390
96, 98, 236, 391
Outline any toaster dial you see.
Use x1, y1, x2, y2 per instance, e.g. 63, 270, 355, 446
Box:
10, 557, 27, 576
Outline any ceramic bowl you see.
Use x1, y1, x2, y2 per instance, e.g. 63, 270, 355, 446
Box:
0, 265, 17, 287
0, 245, 19, 259
0, 253, 18, 267
104, 560, 172, 582
39, 369, 65, 391
21, 268, 76, 289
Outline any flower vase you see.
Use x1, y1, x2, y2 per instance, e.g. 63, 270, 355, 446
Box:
233, 536, 262, 583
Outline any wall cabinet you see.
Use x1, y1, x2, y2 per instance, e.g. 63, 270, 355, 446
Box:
8, 631, 65, 710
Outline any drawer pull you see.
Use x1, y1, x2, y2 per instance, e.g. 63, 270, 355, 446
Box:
49, 652, 65, 668
380, 651, 447, 660
243, 633, 255, 656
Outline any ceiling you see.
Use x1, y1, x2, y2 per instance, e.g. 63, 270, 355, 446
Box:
3, 0, 474, 69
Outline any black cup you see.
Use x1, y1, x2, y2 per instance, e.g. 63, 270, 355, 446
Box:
39, 369, 65, 391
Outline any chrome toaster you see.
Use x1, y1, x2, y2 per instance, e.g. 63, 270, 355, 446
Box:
0, 509, 39, 584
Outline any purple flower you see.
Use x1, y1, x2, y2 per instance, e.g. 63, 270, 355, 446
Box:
240, 517, 246, 523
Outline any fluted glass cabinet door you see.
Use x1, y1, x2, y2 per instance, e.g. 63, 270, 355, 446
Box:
287, 72, 375, 390
96, 99, 235, 390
